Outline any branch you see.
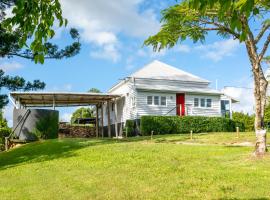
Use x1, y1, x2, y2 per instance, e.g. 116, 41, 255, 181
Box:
255, 23, 270, 44
199, 19, 240, 39
259, 33, 270, 61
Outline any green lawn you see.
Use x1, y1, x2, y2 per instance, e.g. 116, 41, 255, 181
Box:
0, 132, 270, 199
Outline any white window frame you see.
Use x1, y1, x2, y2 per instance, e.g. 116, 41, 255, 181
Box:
160, 96, 167, 106
194, 97, 213, 108
146, 95, 167, 107
147, 96, 153, 105
154, 96, 159, 105
194, 98, 199, 107
200, 98, 205, 107
206, 98, 212, 108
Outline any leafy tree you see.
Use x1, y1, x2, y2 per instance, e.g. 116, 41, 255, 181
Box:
0, 0, 81, 109
145, 0, 270, 155
71, 107, 94, 124
0, 69, 45, 109
0, 0, 81, 63
88, 88, 101, 93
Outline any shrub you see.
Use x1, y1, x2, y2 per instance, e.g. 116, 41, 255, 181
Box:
140, 116, 244, 136
0, 127, 11, 150
232, 112, 254, 131
125, 120, 135, 137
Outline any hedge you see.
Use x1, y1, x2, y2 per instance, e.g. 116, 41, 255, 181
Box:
140, 116, 245, 135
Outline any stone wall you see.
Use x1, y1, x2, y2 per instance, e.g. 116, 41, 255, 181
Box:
59, 123, 96, 138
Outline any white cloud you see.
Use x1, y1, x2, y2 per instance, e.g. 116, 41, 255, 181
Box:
223, 85, 254, 114
174, 44, 191, 53
195, 39, 240, 62
0, 61, 23, 72
60, 112, 72, 122
60, 0, 160, 62
90, 44, 121, 63
51, 84, 73, 92
3, 104, 13, 127
137, 47, 166, 58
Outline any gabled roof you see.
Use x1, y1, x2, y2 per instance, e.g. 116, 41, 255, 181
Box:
129, 60, 209, 83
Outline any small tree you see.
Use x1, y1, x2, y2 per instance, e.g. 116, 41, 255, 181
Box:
71, 107, 94, 124
145, 0, 270, 155
88, 88, 101, 93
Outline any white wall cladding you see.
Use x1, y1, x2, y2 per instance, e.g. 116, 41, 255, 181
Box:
135, 78, 209, 90
136, 91, 176, 117
185, 94, 221, 117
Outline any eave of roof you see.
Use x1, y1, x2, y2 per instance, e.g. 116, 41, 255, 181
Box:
10, 92, 121, 107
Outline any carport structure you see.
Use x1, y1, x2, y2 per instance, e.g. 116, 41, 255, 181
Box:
10, 92, 121, 138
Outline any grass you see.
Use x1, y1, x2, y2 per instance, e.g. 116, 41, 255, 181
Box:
0, 132, 270, 199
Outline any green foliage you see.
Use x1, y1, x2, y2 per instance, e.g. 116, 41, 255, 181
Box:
0, 111, 11, 150
34, 112, 59, 139
0, 69, 45, 109
71, 107, 94, 123
144, 0, 270, 50
88, 88, 101, 93
125, 120, 135, 137
140, 116, 244, 135
232, 112, 254, 131
0, 1, 81, 63
264, 101, 270, 127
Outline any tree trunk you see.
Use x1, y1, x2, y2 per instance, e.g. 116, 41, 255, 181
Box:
252, 62, 268, 156
245, 40, 268, 156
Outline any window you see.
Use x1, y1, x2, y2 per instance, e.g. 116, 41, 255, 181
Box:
161, 96, 166, 106
154, 96, 159, 105
147, 96, 153, 105
131, 97, 136, 107
206, 99, 212, 107
111, 102, 114, 111
200, 98, 205, 107
194, 98, 199, 107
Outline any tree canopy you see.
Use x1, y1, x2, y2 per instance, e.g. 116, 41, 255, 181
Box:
88, 88, 101, 93
0, 69, 45, 109
70, 107, 94, 124
0, 0, 81, 63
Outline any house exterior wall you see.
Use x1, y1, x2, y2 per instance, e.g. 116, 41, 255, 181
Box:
185, 94, 221, 117
136, 91, 176, 117
103, 78, 223, 127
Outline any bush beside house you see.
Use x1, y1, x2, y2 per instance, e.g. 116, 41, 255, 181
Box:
232, 112, 254, 132
139, 116, 245, 136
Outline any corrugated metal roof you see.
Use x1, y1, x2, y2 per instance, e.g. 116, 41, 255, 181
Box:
10, 92, 120, 107
129, 60, 210, 83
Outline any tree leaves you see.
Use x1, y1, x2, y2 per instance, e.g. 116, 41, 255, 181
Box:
1, 0, 73, 63
145, 0, 269, 50
0, 69, 45, 109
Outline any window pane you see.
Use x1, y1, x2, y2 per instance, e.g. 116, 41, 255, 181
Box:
194, 98, 199, 107
161, 96, 166, 106
206, 99, 212, 107
200, 98, 205, 107
147, 96, 152, 105
154, 96, 159, 105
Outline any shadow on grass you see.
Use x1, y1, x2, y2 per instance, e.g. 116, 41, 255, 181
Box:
219, 198, 270, 200
0, 138, 119, 170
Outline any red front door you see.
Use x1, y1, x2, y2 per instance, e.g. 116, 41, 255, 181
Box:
176, 94, 185, 116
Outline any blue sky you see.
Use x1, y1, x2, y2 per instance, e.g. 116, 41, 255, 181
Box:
1, 0, 268, 125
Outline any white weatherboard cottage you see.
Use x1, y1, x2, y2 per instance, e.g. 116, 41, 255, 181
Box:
100, 60, 235, 136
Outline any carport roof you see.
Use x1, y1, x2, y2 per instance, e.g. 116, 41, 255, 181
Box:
10, 92, 121, 107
